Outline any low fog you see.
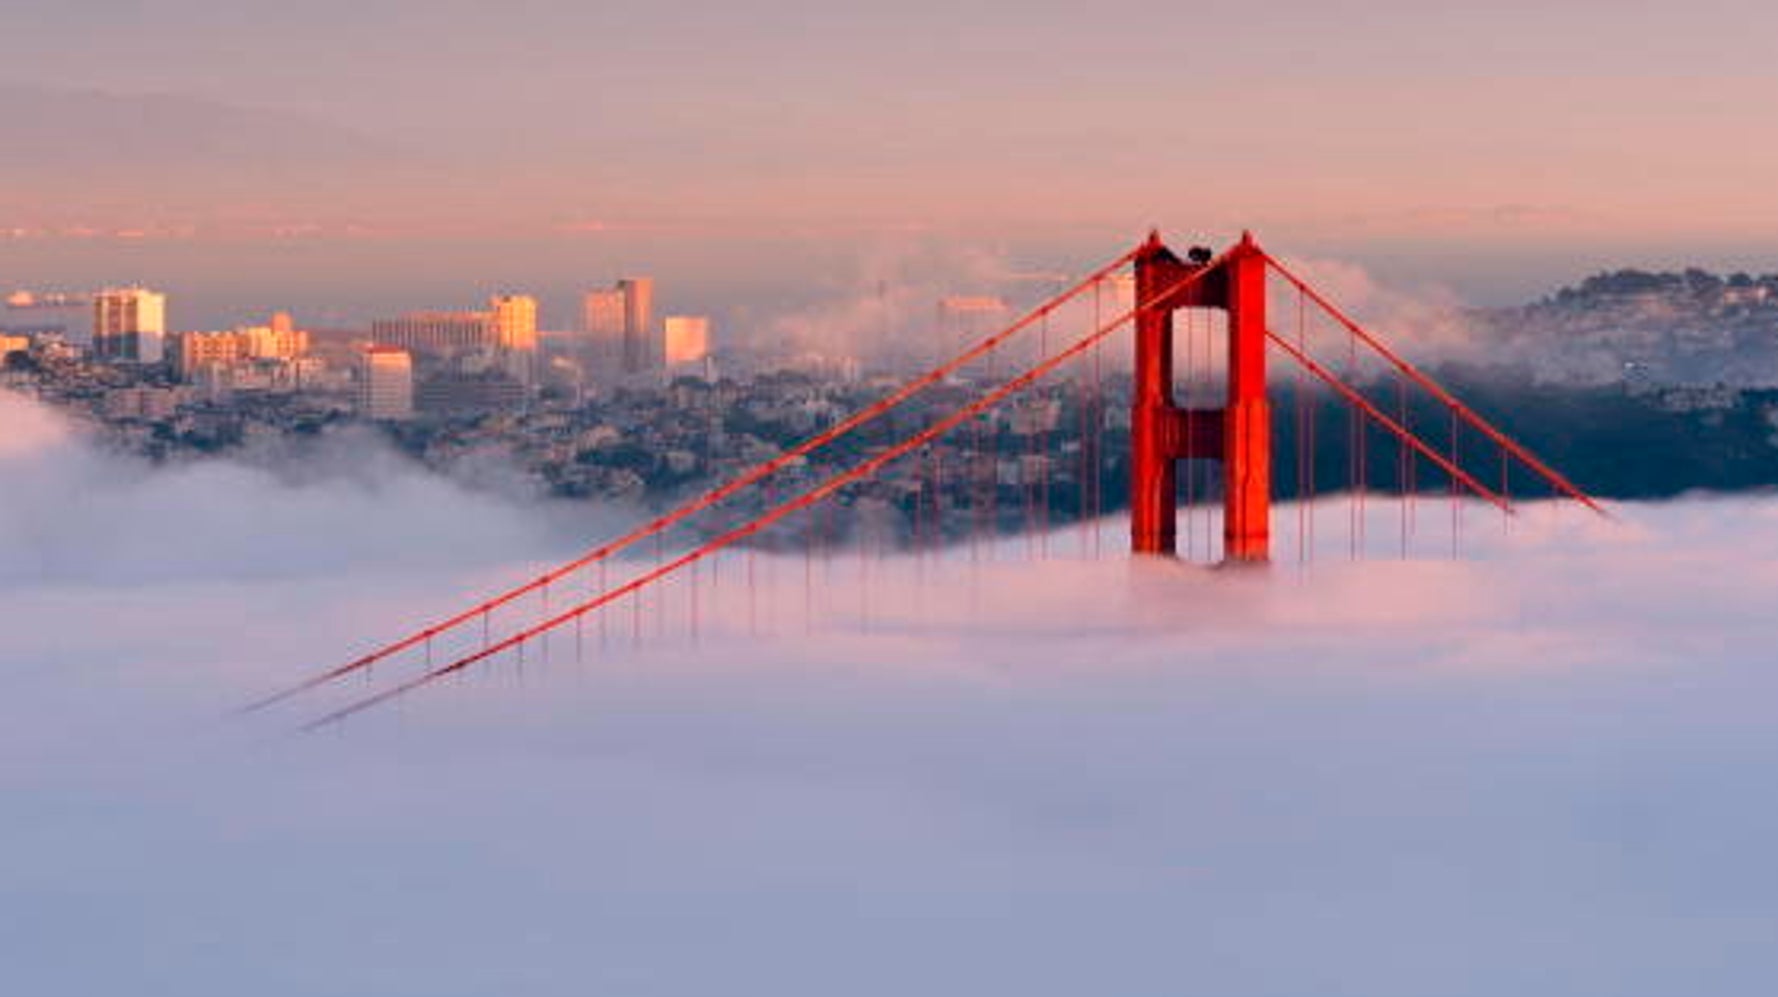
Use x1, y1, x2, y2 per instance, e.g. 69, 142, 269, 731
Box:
4, 389, 1777, 996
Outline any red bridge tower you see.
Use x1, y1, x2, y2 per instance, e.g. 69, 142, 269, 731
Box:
1131, 231, 1271, 562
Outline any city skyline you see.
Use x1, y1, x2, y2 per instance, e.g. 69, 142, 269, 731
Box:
8, 5, 1778, 996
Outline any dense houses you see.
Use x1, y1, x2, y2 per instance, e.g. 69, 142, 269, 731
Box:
1485, 268, 1778, 388
0, 276, 719, 442
1, 303, 1129, 546
0, 278, 1128, 542
15, 263, 1778, 528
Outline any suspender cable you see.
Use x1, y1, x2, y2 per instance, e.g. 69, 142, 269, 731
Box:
1040, 311, 1051, 557
1076, 327, 1091, 556
541, 581, 551, 665
297, 251, 1228, 731
1450, 409, 1461, 558
1501, 446, 1511, 529
1303, 296, 1315, 563
1295, 287, 1308, 566
1349, 321, 1359, 560
1265, 330, 1512, 515
1091, 278, 1104, 557
1264, 253, 1607, 517
988, 343, 999, 557
1398, 375, 1410, 559
244, 245, 1144, 715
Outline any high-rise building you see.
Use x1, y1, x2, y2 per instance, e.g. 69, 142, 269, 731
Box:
166, 319, 310, 381
583, 288, 624, 336
619, 278, 654, 371
663, 315, 711, 367
415, 370, 528, 417
489, 294, 538, 352
582, 278, 655, 374
489, 294, 540, 385
582, 287, 624, 377
370, 311, 494, 357
167, 331, 246, 379
93, 288, 167, 363
244, 312, 308, 359
357, 346, 414, 420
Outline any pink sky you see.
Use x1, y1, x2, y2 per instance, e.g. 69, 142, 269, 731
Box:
2, 1, 1775, 310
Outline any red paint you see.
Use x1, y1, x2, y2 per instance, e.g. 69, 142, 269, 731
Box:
1131, 231, 1270, 562
253, 232, 1615, 729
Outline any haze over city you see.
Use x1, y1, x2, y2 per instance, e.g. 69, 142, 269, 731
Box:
6, 3, 1778, 996
5, 0, 1778, 318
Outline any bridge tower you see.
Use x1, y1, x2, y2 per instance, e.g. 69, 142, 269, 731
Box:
1131, 231, 1270, 562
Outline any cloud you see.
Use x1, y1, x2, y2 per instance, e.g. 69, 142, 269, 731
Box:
0, 390, 595, 588
753, 238, 1121, 370
0, 386, 70, 458
3, 389, 1778, 996
1268, 254, 1488, 372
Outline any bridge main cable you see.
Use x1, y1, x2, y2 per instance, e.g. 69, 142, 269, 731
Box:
295, 253, 1229, 731
1262, 252, 1608, 516
1265, 328, 1511, 513
242, 244, 1145, 714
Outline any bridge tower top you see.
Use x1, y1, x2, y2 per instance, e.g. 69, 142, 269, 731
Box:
1130, 233, 1271, 562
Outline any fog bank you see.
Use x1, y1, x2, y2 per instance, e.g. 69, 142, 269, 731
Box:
3, 390, 1776, 996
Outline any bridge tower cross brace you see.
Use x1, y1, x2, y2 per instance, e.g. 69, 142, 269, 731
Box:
1130, 231, 1271, 562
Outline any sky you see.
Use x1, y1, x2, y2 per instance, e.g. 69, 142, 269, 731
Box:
6, 387, 1778, 995
3, 0, 1778, 323
7, 13, 1778, 987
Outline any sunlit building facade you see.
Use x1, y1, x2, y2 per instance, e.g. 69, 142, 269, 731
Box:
167, 331, 246, 379
93, 287, 167, 364
583, 278, 656, 374
166, 316, 311, 381
370, 311, 494, 357
357, 346, 414, 420
490, 294, 540, 384
242, 312, 309, 360
489, 294, 538, 352
663, 315, 711, 367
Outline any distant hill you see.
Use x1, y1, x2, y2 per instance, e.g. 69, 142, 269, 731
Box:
1477, 267, 1778, 388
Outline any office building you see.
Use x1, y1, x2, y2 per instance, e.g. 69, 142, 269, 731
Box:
370, 311, 494, 357
416, 370, 527, 417
489, 294, 540, 384
357, 346, 414, 420
663, 315, 711, 366
583, 288, 625, 341
166, 319, 310, 381
93, 288, 167, 363
243, 312, 309, 360
489, 295, 538, 352
583, 278, 655, 374
167, 331, 246, 379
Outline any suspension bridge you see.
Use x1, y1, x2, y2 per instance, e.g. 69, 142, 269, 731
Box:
247, 232, 1607, 730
